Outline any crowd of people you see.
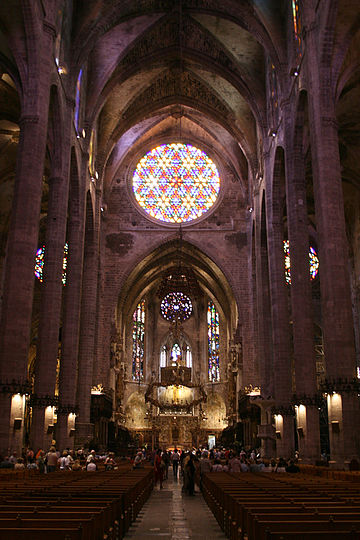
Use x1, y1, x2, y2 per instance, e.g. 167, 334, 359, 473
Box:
0, 447, 118, 472
0, 445, 300, 486
133, 446, 301, 495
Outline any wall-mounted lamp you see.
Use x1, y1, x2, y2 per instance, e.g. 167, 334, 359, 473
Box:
268, 128, 277, 138
290, 67, 299, 77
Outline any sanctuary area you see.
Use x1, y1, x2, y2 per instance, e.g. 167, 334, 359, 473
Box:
0, 0, 359, 468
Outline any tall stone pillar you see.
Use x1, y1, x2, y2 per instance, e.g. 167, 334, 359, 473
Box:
284, 103, 320, 463
57, 202, 86, 449
75, 187, 100, 447
31, 95, 73, 451
265, 148, 295, 459
0, 46, 54, 453
303, 6, 359, 464
31, 171, 71, 451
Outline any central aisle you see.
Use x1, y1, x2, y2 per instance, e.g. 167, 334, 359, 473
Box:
125, 473, 227, 539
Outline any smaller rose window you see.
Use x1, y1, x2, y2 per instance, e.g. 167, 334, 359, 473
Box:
160, 292, 193, 322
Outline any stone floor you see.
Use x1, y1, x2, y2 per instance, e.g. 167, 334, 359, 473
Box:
124, 472, 228, 539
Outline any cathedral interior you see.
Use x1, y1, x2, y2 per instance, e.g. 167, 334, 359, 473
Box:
0, 0, 360, 467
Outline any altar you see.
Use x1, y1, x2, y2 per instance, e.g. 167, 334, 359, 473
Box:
143, 365, 208, 448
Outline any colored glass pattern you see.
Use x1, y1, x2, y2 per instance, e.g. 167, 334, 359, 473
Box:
132, 300, 145, 381
160, 292, 193, 322
89, 129, 95, 175
133, 143, 220, 223
185, 345, 192, 368
292, 0, 302, 65
160, 345, 167, 368
74, 68, 83, 133
283, 240, 319, 284
270, 63, 278, 111
208, 300, 220, 382
34, 243, 69, 286
171, 343, 182, 366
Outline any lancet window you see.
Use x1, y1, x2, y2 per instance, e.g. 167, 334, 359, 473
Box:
208, 300, 220, 382
74, 68, 83, 133
292, 0, 302, 66
34, 243, 68, 286
132, 300, 145, 381
283, 240, 319, 284
159, 341, 192, 369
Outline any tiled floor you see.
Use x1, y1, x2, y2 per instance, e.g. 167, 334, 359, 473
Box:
125, 473, 227, 539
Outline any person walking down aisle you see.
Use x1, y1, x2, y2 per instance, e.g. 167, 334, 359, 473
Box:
183, 452, 196, 495
154, 448, 164, 489
172, 448, 180, 479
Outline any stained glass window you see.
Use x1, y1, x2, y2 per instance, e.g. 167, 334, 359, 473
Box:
34, 246, 45, 282
132, 300, 145, 381
208, 300, 220, 382
88, 129, 95, 176
74, 68, 83, 133
171, 343, 182, 366
34, 243, 69, 286
160, 345, 167, 368
133, 143, 220, 223
283, 240, 319, 284
292, 0, 302, 65
185, 345, 192, 368
160, 292, 193, 322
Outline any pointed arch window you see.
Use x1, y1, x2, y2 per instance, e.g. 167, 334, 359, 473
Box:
170, 343, 182, 366
283, 240, 319, 284
132, 300, 145, 381
74, 68, 83, 134
208, 300, 220, 382
34, 243, 68, 286
160, 345, 167, 368
185, 345, 192, 368
88, 129, 95, 176
292, 0, 302, 66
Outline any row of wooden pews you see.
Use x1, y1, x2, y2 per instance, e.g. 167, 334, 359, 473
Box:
0, 464, 153, 539
202, 471, 360, 539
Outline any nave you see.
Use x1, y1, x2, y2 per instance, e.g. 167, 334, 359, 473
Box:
125, 475, 226, 540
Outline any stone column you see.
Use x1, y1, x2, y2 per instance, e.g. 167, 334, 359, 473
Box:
255, 200, 274, 400
265, 148, 295, 459
284, 102, 320, 463
75, 187, 100, 447
57, 204, 86, 449
31, 169, 71, 450
303, 7, 359, 463
0, 78, 53, 454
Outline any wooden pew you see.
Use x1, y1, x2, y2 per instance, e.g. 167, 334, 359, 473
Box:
202, 470, 360, 540
0, 466, 153, 539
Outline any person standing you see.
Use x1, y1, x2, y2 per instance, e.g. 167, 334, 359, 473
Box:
172, 448, 180, 479
154, 449, 164, 489
184, 453, 196, 495
46, 446, 58, 473
199, 450, 212, 490
162, 448, 170, 479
